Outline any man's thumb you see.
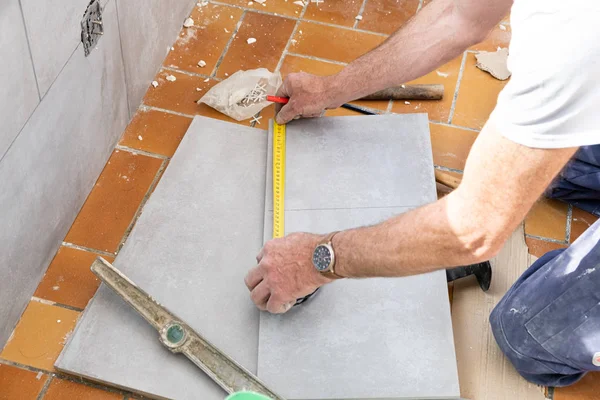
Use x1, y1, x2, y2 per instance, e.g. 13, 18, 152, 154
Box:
275, 103, 295, 124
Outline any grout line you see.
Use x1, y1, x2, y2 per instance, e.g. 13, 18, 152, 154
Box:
565, 204, 573, 243
115, 159, 169, 253
0, 45, 81, 165
353, 0, 369, 29
17, 0, 42, 100
211, 11, 247, 77
35, 375, 54, 400
30, 297, 84, 312
162, 66, 218, 80
209, 1, 389, 37
385, 99, 393, 113
429, 120, 480, 133
114, 0, 132, 118
115, 145, 169, 160
434, 165, 463, 174
286, 52, 348, 66
524, 234, 568, 245
140, 105, 196, 119
274, 0, 308, 72
0, 358, 131, 397
61, 242, 116, 258
447, 51, 468, 124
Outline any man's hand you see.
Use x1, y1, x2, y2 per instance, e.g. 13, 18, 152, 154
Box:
275, 73, 343, 124
245, 232, 333, 313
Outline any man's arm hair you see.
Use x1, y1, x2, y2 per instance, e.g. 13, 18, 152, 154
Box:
333, 121, 577, 278
326, 0, 514, 105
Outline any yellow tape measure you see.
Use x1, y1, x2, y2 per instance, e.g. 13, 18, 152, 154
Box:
272, 121, 286, 239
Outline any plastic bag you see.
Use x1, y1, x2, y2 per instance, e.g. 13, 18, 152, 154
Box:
198, 68, 282, 121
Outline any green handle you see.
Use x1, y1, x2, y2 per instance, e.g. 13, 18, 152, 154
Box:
226, 392, 273, 400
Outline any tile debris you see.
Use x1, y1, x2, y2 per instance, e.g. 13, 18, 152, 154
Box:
166, 75, 177, 82
255, 0, 267, 3
151, 81, 159, 88
404, 101, 410, 105
198, 60, 207, 67
224, 28, 230, 33
36, 372, 43, 380
311, 0, 323, 4
183, 18, 194, 28
138, 135, 143, 141
499, 24, 507, 31
196, 88, 203, 91
436, 70, 449, 78
52, 285, 60, 291
355, 15, 363, 20
247, 37, 257, 44
293, 0, 306, 5
475, 48, 511, 80
401, 84, 406, 88
204, 78, 210, 82
248, 1, 253, 4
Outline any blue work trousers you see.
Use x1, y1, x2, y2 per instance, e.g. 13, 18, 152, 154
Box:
490, 145, 600, 387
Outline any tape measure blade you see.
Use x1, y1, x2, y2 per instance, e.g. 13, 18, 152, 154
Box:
272, 121, 286, 239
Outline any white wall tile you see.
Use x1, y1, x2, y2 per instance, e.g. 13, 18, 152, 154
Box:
0, 0, 39, 159
0, 0, 128, 347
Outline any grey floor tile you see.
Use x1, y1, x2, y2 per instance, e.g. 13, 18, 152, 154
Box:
57, 117, 268, 400
258, 116, 460, 399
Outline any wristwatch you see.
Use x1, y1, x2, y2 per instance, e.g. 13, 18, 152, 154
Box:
312, 231, 345, 279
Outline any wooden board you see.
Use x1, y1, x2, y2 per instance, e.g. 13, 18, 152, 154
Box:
452, 224, 546, 400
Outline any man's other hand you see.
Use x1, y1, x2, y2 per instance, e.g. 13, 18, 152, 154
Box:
245, 232, 333, 313
275, 72, 342, 124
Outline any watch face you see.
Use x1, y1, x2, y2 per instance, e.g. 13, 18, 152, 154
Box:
313, 244, 333, 272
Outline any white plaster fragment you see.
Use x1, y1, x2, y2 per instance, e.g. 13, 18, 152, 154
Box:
183, 18, 194, 28
166, 75, 177, 82
499, 24, 507, 31
355, 15, 362, 20
255, 0, 267, 3
198, 60, 207, 67
36, 372, 43, 380
247, 37, 257, 44
248, 1, 253, 4
401, 84, 406, 88
224, 28, 230, 33
138, 135, 143, 141
436, 70, 449, 78
52, 285, 60, 291
151, 81, 159, 88
57, 320, 62, 323
204, 78, 210, 82
196, 88, 203, 91
404, 101, 410, 105
293, 0, 305, 5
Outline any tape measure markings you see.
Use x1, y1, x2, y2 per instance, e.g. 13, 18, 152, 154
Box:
273, 121, 286, 239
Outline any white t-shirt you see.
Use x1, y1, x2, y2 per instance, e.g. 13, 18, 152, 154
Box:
490, 0, 600, 149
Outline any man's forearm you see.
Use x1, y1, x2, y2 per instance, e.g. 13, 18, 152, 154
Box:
332, 123, 577, 279
325, 0, 509, 105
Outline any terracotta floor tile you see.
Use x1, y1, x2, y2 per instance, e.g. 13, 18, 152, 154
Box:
64, 150, 163, 253
164, 5, 243, 74
0, 301, 79, 371
525, 237, 568, 258
470, 17, 511, 52
144, 70, 215, 115
119, 109, 192, 157
391, 55, 463, 122
452, 53, 507, 130
42, 378, 122, 400
34, 247, 115, 310
429, 123, 478, 172
217, 12, 296, 78
525, 198, 569, 242
304, 0, 363, 27
214, 0, 301, 18
357, 0, 419, 35
570, 207, 599, 243
0, 364, 48, 400
554, 372, 600, 400
280, 54, 344, 78
290, 21, 385, 63
143, 70, 256, 125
